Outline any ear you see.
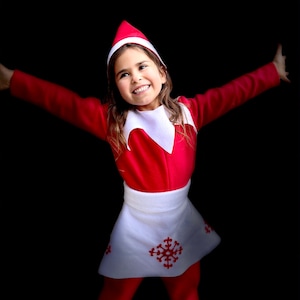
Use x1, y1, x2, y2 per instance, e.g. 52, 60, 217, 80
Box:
159, 66, 167, 84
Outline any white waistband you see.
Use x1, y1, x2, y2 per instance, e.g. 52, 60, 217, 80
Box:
123, 180, 191, 213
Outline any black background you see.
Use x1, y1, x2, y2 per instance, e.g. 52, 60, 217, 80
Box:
1, 1, 297, 300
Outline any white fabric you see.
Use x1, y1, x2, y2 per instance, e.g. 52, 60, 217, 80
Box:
124, 104, 197, 154
107, 36, 165, 66
98, 180, 221, 278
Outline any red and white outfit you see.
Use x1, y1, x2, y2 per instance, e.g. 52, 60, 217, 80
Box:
9, 21, 280, 280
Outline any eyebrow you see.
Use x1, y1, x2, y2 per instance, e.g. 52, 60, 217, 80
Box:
115, 60, 150, 77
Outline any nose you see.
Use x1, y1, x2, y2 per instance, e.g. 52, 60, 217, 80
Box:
132, 72, 142, 83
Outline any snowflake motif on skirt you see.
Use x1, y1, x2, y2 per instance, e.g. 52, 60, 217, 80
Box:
149, 237, 183, 269
204, 219, 214, 233
105, 244, 111, 255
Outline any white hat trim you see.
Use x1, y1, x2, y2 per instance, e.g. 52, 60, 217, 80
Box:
107, 37, 164, 65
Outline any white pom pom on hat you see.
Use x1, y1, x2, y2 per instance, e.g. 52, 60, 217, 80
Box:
107, 20, 166, 66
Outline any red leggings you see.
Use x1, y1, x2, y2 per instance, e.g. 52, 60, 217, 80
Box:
98, 261, 200, 300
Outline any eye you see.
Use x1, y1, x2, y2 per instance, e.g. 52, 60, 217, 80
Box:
119, 72, 129, 79
139, 64, 147, 70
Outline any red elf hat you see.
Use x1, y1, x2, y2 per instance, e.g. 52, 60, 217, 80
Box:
107, 20, 165, 66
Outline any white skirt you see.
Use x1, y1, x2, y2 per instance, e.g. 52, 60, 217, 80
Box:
98, 180, 221, 278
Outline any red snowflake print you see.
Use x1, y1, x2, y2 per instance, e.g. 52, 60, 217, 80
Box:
149, 237, 183, 269
105, 244, 112, 255
204, 220, 214, 234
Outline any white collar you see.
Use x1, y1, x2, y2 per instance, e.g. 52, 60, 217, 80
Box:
124, 104, 196, 154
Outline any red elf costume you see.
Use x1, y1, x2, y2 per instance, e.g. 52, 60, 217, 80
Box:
9, 20, 280, 299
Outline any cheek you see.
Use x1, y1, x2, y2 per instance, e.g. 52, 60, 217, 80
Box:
117, 82, 132, 103
116, 81, 128, 95
155, 74, 166, 89
153, 70, 166, 85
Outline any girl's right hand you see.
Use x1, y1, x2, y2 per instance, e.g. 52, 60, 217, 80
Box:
0, 63, 14, 91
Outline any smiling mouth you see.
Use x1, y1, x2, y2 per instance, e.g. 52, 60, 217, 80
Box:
133, 85, 150, 94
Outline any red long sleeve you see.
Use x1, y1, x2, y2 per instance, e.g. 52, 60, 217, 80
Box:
10, 70, 109, 140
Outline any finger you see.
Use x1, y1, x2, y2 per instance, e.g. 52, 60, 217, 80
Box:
276, 43, 282, 55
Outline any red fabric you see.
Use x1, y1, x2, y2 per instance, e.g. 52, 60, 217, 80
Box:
98, 261, 201, 300
10, 62, 280, 192
180, 62, 280, 130
98, 276, 143, 300
162, 261, 201, 300
10, 71, 109, 140
111, 20, 149, 46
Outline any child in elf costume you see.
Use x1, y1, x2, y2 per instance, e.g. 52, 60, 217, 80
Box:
0, 20, 290, 300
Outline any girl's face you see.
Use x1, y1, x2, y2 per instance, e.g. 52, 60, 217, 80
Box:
114, 47, 167, 111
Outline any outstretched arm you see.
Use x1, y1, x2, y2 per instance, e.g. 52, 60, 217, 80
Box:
0, 64, 108, 140
185, 43, 291, 129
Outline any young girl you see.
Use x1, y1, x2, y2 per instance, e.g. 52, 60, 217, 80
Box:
0, 20, 290, 300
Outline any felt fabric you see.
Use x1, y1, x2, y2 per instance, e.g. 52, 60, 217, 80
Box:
98, 180, 221, 278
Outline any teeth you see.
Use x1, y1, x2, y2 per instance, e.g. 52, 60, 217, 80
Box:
134, 85, 148, 94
